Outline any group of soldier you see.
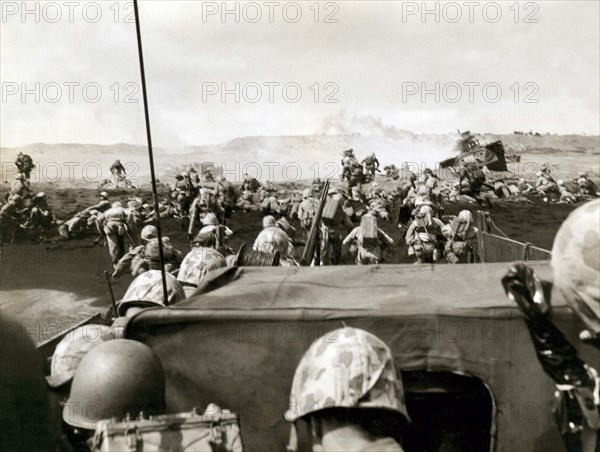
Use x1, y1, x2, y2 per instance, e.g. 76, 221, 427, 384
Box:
0, 153, 56, 244
2, 199, 599, 451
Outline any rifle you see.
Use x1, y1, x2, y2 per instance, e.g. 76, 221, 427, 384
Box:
104, 271, 118, 319
300, 179, 330, 266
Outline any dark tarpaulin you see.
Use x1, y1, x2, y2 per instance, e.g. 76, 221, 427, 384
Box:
126, 262, 597, 452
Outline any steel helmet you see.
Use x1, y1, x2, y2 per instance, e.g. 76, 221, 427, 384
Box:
35, 192, 46, 199
141, 224, 158, 241
253, 227, 290, 259
177, 247, 224, 287
551, 199, 600, 338
302, 188, 311, 199
111, 201, 123, 209
262, 215, 276, 228
63, 340, 165, 430
117, 270, 186, 316
202, 212, 219, 226
285, 327, 409, 423
46, 325, 116, 388
99, 191, 109, 199
1, 315, 55, 451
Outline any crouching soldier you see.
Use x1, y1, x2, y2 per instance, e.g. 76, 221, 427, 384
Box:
444, 210, 478, 264
405, 205, 446, 264
343, 213, 394, 265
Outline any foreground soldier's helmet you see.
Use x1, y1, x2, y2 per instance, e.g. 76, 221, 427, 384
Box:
63, 340, 165, 430
202, 212, 219, 226
285, 327, 409, 423
141, 224, 158, 241
99, 191, 109, 199
178, 247, 224, 287
112, 201, 123, 208
551, 199, 600, 338
1, 315, 55, 451
117, 270, 186, 316
46, 325, 116, 388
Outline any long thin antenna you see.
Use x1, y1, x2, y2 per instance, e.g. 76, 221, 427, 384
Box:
133, 0, 169, 306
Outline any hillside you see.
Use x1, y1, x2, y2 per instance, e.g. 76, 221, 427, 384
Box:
1, 133, 598, 186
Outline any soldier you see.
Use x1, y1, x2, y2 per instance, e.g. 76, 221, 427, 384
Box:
102, 201, 130, 267
109, 159, 126, 183
0, 194, 26, 244
343, 213, 394, 265
216, 175, 238, 224
405, 205, 446, 264
557, 180, 578, 204
171, 174, 192, 218
190, 212, 233, 252
288, 190, 303, 220
298, 189, 316, 233
62, 340, 166, 447
502, 199, 600, 452
188, 184, 222, 236
576, 171, 599, 197
14, 151, 35, 180
535, 171, 558, 197
362, 152, 380, 178
25, 192, 55, 233
517, 177, 535, 194
253, 225, 298, 266
286, 327, 410, 452
321, 186, 352, 265
444, 210, 478, 264
84, 191, 111, 213
112, 224, 157, 278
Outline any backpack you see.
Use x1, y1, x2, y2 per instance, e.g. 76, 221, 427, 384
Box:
92, 407, 242, 452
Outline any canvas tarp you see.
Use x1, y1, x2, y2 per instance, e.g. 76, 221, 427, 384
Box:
126, 262, 598, 452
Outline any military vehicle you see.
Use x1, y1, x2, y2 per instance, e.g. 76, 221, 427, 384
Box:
441, 131, 509, 172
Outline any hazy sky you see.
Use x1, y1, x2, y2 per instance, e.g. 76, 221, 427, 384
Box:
1, 0, 599, 147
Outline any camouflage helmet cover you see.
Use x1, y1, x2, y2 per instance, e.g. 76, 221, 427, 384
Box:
551, 199, 600, 335
141, 224, 158, 241
177, 247, 224, 287
118, 270, 186, 316
46, 325, 116, 388
285, 327, 409, 423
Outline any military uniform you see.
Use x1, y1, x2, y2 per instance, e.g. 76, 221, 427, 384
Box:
14, 152, 35, 180
102, 204, 130, 266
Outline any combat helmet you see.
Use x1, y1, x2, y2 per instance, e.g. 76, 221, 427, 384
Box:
1, 315, 55, 451
117, 270, 186, 316
46, 325, 116, 388
177, 247, 224, 288
551, 199, 600, 343
63, 340, 165, 430
140, 224, 158, 242
285, 327, 409, 423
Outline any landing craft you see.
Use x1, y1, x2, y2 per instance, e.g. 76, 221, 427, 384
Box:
34, 208, 587, 451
